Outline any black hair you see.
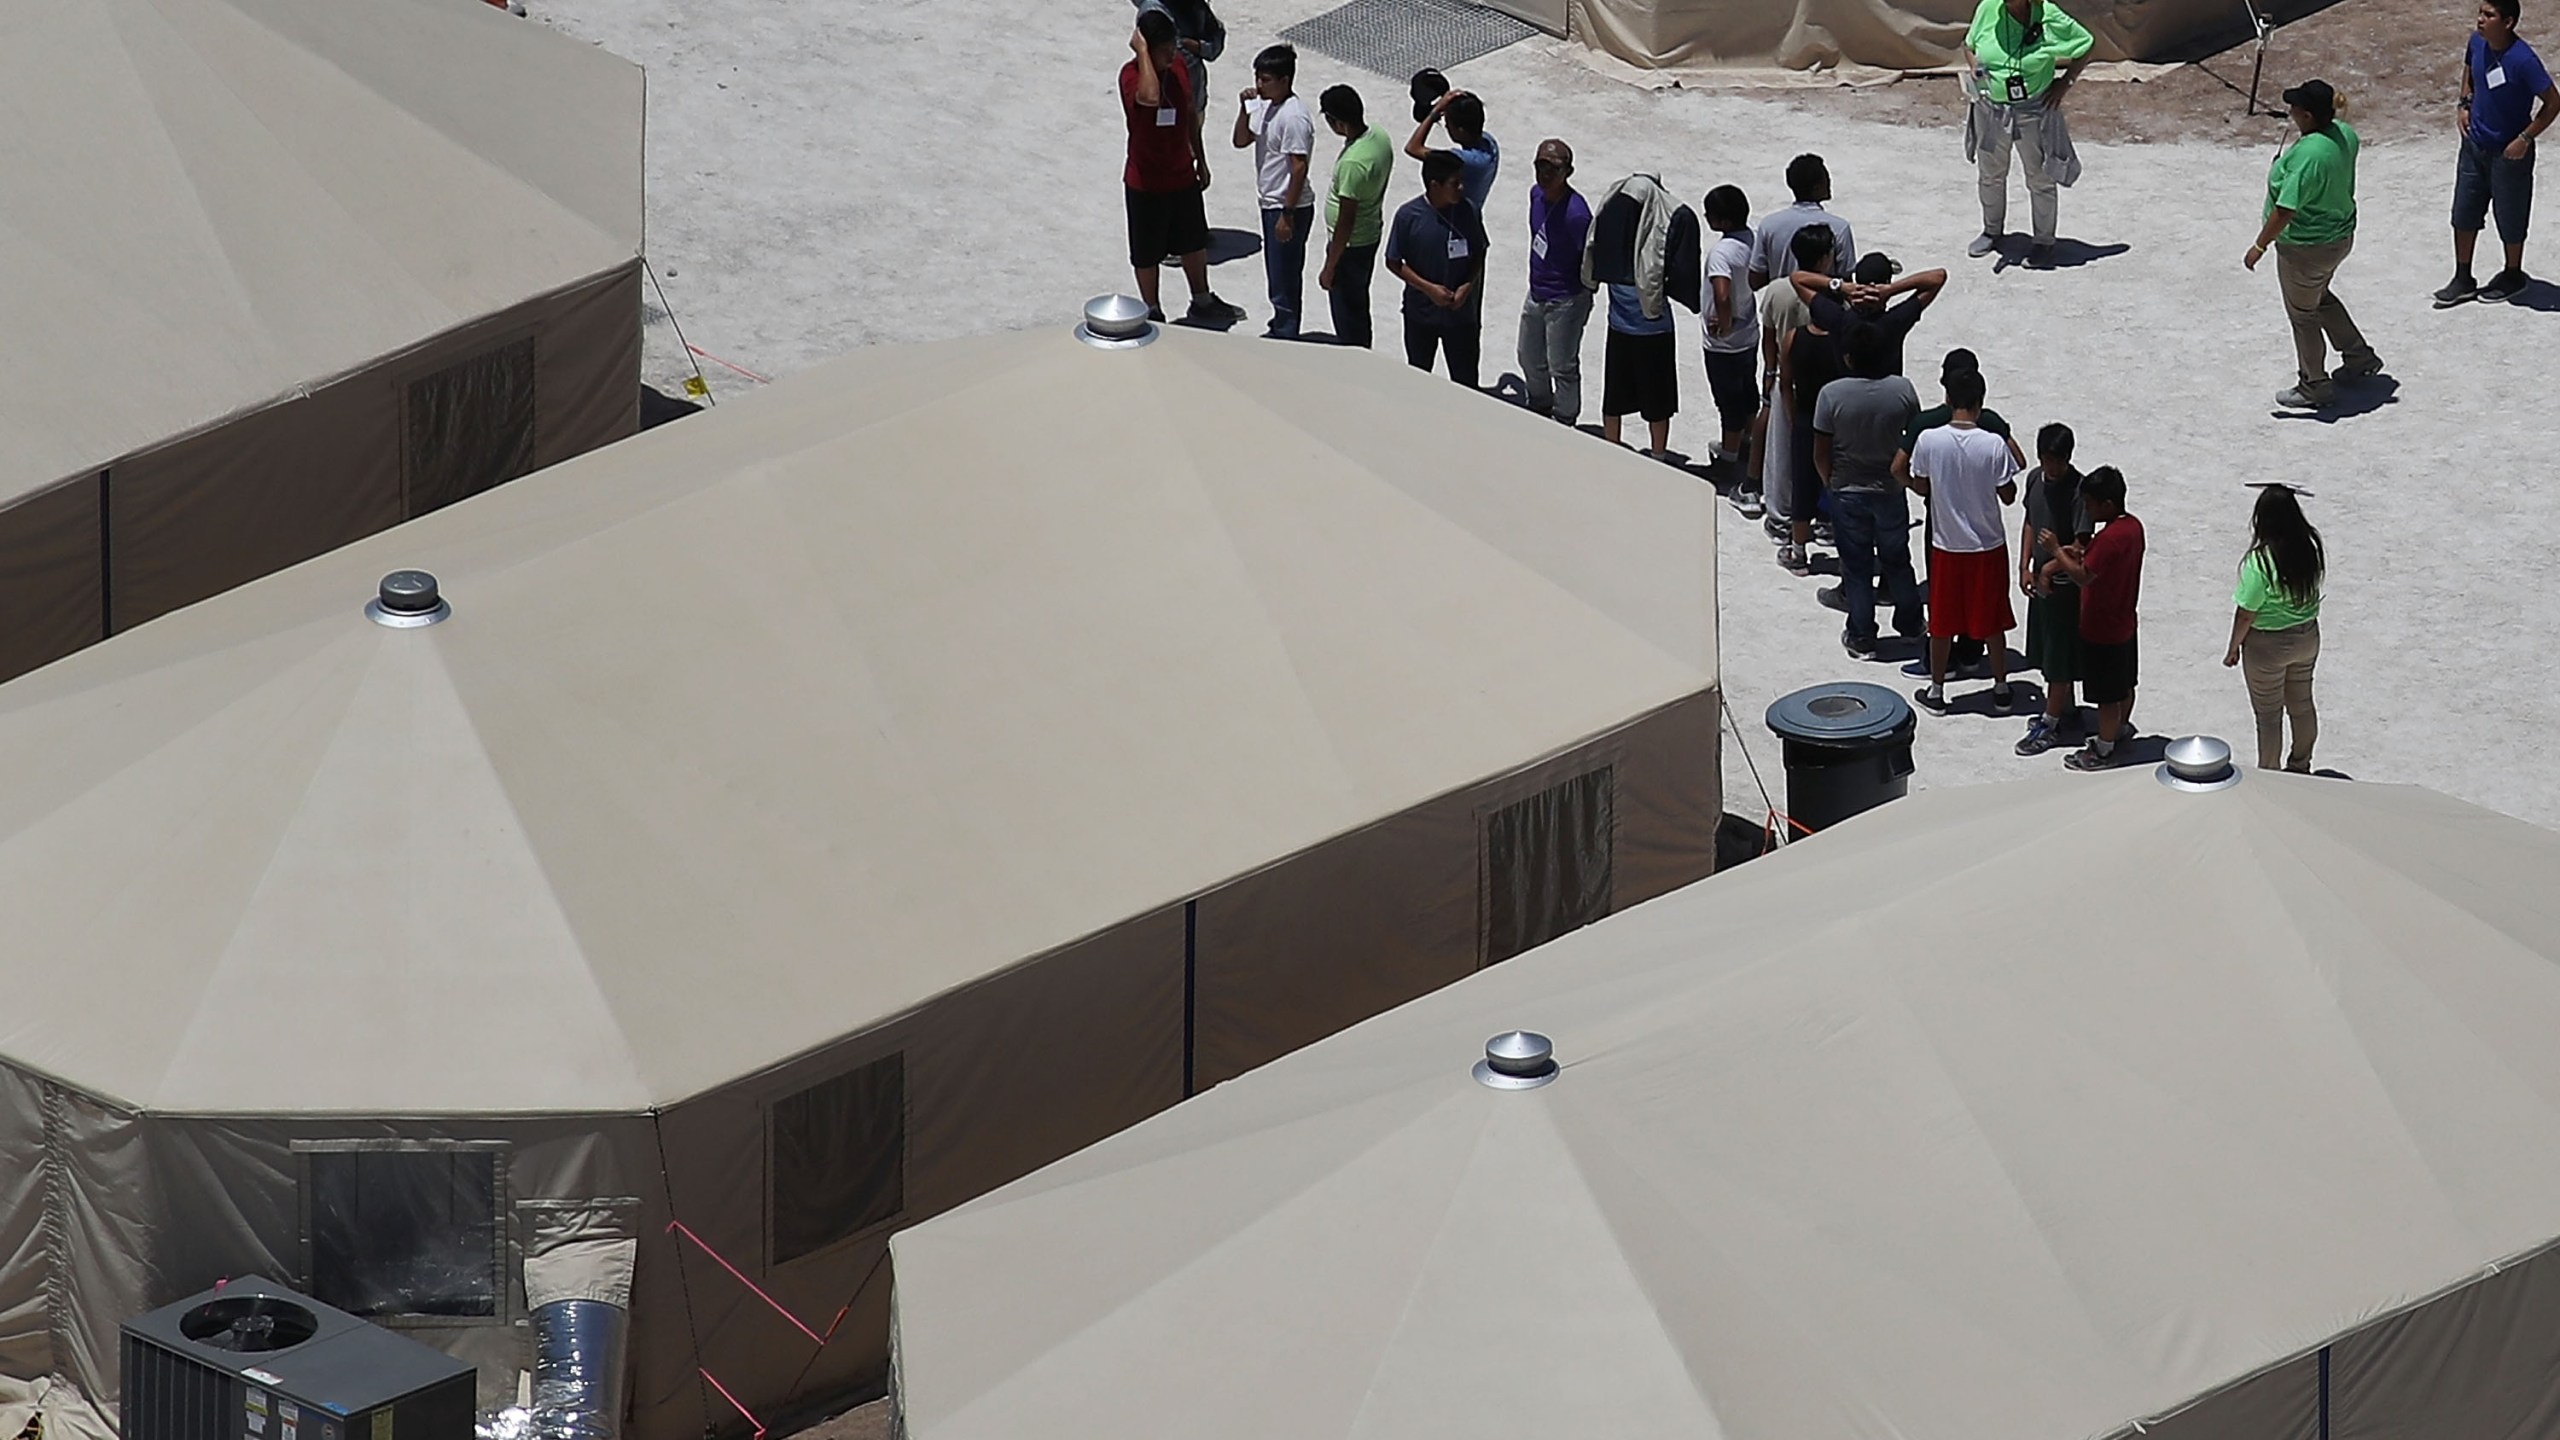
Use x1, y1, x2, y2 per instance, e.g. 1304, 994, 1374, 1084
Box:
2037, 421, 2075, 460
2491, 0, 2522, 21
1136, 9, 1177, 47
1844, 322, 1890, 378
1446, 92, 1485, 136
1789, 223, 1835, 268
1945, 369, 1987, 411
1785, 153, 1830, 202
1254, 42, 1296, 78
1703, 184, 1749, 231
1320, 83, 1364, 128
1421, 149, 1466, 187
2249, 484, 2326, 607
1852, 252, 1896, 286
2082, 465, 2127, 509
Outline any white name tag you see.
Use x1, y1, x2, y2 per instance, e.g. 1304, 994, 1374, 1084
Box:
1155, 106, 1178, 125
1447, 237, 1470, 260
2488, 64, 2509, 89
1530, 228, 1549, 260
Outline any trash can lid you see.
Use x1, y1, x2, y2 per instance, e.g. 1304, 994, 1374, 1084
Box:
1765, 682, 1913, 743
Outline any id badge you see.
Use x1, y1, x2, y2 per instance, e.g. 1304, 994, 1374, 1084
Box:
1530, 228, 1549, 260
1447, 236, 1469, 260
1154, 106, 1178, 126
2006, 72, 2029, 103
2489, 65, 2510, 90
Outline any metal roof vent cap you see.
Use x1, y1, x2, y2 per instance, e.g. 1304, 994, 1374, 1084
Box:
2157, 734, 2242, 792
366, 569, 450, 628
1076, 293, 1159, 349
1473, 1031, 1559, 1090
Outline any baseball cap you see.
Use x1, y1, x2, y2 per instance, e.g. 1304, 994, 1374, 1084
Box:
1852, 253, 1900, 286
1410, 68, 1450, 122
1939, 348, 1982, 381
2280, 79, 2336, 121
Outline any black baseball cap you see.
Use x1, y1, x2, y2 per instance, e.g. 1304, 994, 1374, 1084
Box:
1852, 253, 1900, 285
1410, 68, 1450, 121
2281, 79, 2336, 121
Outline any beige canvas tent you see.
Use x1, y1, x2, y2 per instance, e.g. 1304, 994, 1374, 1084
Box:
892, 757, 2560, 1440
0, 0, 644, 683
1495, 0, 2260, 72
0, 319, 1720, 1440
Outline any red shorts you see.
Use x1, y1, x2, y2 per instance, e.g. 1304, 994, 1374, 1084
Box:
1928, 545, 2016, 639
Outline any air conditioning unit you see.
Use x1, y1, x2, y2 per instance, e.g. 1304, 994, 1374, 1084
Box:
122, 1277, 475, 1440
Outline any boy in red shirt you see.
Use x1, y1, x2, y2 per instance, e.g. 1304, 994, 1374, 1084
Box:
2050, 465, 2142, 771
1123, 15, 1247, 324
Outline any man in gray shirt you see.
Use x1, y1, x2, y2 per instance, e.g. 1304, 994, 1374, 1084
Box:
1813, 325, 1922, 658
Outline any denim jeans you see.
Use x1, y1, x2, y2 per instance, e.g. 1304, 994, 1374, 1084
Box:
1831, 487, 1923, 644
1516, 291, 1594, 422
1260, 205, 1314, 337
1329, 242, 1379, 347
2453, 132, 2535, 245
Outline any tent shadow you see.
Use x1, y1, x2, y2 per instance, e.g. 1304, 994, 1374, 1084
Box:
639, 383, 703, 430
1991, 235, 2133, 272
1205, 227, 1262, 265
2271, 375, 2400, 423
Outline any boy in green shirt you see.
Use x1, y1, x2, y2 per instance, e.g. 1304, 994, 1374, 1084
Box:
2244, 80, 2381, 409
1318, 84, 1394, 349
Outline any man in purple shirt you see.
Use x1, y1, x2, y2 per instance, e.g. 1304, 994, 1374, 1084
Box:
2438, 0, 2560, 306
1516, 138, 1596, 424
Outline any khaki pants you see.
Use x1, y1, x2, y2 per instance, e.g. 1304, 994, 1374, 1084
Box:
1977, 97, 2059, 245
2241, 620, 2319, 770
2274, 238, 2375, 392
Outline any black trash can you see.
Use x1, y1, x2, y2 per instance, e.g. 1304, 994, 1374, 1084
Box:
1764, 682, 1916, 833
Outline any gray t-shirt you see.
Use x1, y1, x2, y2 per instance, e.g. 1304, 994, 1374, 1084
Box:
1812, 376, 1920, 492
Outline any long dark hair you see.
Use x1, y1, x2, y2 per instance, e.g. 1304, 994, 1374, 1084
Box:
2249, 485, 2324, 605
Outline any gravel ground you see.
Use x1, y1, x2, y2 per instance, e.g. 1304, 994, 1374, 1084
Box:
523, 0, 2560, 847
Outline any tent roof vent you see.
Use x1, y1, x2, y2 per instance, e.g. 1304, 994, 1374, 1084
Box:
1473, 1031, 1559, 1090
1076, 294, 1159, 350
2158, 735, 2242, 792
366, 570, 450, 628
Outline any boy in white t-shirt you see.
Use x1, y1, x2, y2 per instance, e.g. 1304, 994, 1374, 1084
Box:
1905, 367, 2019, 714
1701, 185, 1760, 514
1232, 44, 1316, 337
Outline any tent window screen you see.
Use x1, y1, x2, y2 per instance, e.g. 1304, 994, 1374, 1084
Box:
1483, 766, 1615, 966
303, 1146, 504, 1319
770, 1054, 906, 1264
405, 337, 538, 516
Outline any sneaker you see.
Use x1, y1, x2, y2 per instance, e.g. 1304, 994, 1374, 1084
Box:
1967, 231, 2000, 259
1736, 488, 1765, 520
2481, 269, 2532, 303
1811, 518, 1835, 544
2331, 352, 2385, 381
1842, 630, 1880, 661
1817, 584, 1847, 612
1763, 513, 1791, 542
2273, 385, 2330, 410
2433, 272, 2479, 308
2063, 742, 2121, 772
1777, 542, 1813, 576
1913, 684, 1949, 713
2026, 243, 2056, 269
1147, 306, 1168, 323
2015, 716, 2064, 756
1991, 682, 2016, 713
1186, 293, 1248, 324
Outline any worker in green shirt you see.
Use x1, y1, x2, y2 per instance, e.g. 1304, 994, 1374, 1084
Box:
2244, 80, 2383, 410
1964, 0, 2094, 267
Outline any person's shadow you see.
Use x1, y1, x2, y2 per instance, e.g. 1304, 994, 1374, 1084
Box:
1205, 227, 1262, 266
2503, 279, 2560, 311
2271, 374, 2400, 423
1989, 235, 2133, 272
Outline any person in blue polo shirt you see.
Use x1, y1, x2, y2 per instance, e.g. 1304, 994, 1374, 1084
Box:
2438, 0, 2560, 306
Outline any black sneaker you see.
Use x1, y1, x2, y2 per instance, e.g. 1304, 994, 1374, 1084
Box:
2432, 272, 2477, 308
1991, 683, 2016, 713
2063, 742, 2121, 772
1842, 630, 1880, 661
2481, 268, 2532, 303
1186, 293, 1248, 324
1913, 684, 1950, 713
2015, 715, 2064, 756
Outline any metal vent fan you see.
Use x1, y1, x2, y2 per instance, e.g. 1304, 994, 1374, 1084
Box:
177, 1295, 319, 1353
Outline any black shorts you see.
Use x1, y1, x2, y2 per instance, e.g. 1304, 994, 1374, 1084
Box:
1604, 328, 1678, 422
2082, 635, 2138, 705
1704, 347, 1757, 433
1126, 186, 1209, 268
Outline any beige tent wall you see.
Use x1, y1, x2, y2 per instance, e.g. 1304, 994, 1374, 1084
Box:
1571, 0, 2258, 71
106, 261, 642, 640
637, 909, 1187, 1440
1487, 0, 1569, 32
1193, 690, 1721, 1089
2330, 1245, 2560, 1439
0, 478, 103, 682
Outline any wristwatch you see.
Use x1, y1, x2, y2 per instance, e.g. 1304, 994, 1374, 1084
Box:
1828, 276, 1844, 293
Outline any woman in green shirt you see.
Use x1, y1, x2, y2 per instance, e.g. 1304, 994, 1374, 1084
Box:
2221, 484, 2324, 772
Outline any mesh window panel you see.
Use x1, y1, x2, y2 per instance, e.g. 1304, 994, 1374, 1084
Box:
771, 1054, 906, 1264
306, 1149, 502, 1318
1483, 766, 1616, 967
405, 337, 539, 517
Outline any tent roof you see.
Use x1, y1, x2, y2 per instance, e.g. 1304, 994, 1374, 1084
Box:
0, 325, 1716, 1116
0, 0, 641, 511
891, 769, 2560, 1440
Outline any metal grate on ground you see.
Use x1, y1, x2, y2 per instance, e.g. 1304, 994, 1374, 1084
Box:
1279, 0, 1539, 82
